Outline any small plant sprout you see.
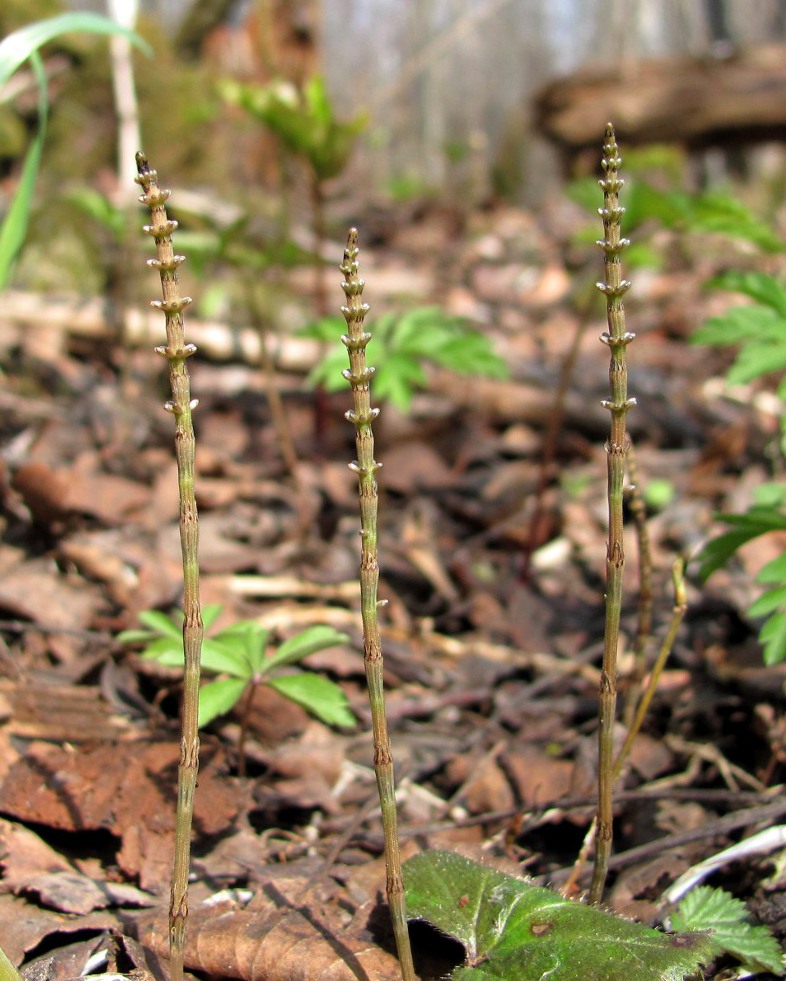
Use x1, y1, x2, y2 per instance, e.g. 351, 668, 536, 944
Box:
135, 153, 203, 981
119, 606, 355, 774
589, 123, 637, 905
340, 229, 416, 980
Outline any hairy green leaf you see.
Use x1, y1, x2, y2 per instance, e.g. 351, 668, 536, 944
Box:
268, 673, 355, 728
405, 851, 711, 980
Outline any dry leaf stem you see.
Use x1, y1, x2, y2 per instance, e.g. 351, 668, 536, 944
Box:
135, 153, 203, 981
340, 228, 415, 980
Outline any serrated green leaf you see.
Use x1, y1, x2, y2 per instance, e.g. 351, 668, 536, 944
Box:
198, 677, 248, 726
374, 354, 427, 411
404, 851, 711, 980
726, 342, 786, 386
694, 511, 786, 582
267, 673, 355, 728
688, 192, 785, 252
265, 626, 349, 671
760, 611, 786, 666
748, 585, 786, 618
692, 306, 785, 348
671, 886, 785, 975
705, 271, 786, 316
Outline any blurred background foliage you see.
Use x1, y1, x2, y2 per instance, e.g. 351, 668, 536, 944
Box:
4, 0, 786, 298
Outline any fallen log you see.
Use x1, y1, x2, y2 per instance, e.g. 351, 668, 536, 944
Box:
534, 44, 786, 168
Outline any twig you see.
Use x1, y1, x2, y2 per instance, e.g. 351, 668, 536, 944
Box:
340, 228, 415, 981
135, 153, 203, 981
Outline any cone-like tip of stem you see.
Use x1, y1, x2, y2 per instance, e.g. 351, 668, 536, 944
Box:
135, 151, 151, 176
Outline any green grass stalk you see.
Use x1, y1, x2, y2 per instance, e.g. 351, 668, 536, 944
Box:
0, 945, 22, 981
135, 153, 203, 981
589, 124, 637, 906
340, 228, 416, 981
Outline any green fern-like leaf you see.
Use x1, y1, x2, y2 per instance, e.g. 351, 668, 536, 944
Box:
671, 886, 785, 975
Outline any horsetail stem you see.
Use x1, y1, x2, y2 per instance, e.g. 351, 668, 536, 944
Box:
134, 153, 203, 981
340, 229, 415, 981
589, 124, 636, 906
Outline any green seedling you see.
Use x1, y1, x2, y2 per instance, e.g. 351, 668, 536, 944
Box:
305, 306, 508, 412
692, 270, 786, 665
404, 850, 712, 980
220, 75, 367, 188
670, 886, 785, 976
221, 74, 367, 317
0, 13, 150, 288
120, 604, 355, 739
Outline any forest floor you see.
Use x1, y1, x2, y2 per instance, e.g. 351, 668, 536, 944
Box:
0, 191, 785, 980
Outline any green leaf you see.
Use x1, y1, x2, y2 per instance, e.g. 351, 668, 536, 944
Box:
198, 677, 248, 726
726, 341, 786, 386
760, 611, 786, 666
373, 353, 427, 411
405, 850, 711, 981
687, 191, 785, 253
200, 637, 252, 676
140, 638, 184, 663
202, 604, 225, 631
754, 482, 786, 509
692, 306, 786, 348
267, 673, 355, 728
117, 627, 159, 645
136, 610, 182, 639
0, 15, 150, 289
748, 585, 786, 618
694, 511, 786, 581
265, 626, 349, 671
705, 270, 786, 317
757, 552, 786, 585
671, 886, 785, 975
0, 52, 46, 289
0, 14, 150, 87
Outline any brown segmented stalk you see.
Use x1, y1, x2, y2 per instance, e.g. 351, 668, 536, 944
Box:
340, 228, 415, 981
135, 152, 203, 981
589, 124, 636, 906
